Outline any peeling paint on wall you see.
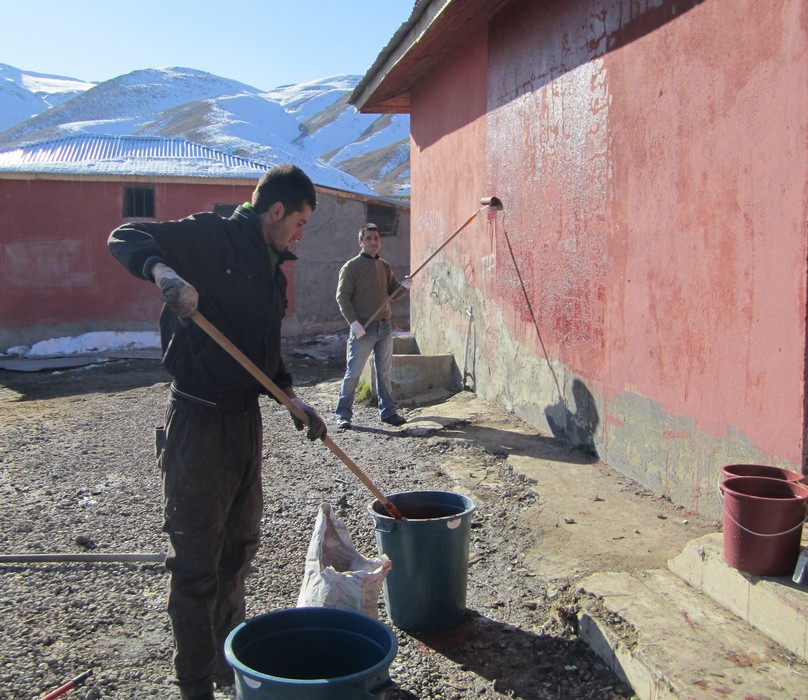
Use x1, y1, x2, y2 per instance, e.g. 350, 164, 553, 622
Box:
408, 0, 808, 517
488, 55, 611, 373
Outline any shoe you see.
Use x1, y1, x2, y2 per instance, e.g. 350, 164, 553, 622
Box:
213, 671, 235, 689
337, 418, 351, 430
382, 413, 406, 426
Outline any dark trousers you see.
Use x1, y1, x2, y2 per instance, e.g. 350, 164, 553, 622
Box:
157, 395, 263, 698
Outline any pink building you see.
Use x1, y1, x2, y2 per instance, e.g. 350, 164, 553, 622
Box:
352, 0, 807, 517
0, 135, 409, 348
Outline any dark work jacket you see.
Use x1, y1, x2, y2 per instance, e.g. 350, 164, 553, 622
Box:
108, 204, 294, 408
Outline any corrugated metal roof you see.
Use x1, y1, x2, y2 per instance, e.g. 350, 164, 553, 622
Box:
0, 134, 274, 179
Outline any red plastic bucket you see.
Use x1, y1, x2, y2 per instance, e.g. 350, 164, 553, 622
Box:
720, 463, 805, 486
720, 476, 808, 576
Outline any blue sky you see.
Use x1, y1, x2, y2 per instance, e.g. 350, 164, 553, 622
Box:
3, 0, 415, 90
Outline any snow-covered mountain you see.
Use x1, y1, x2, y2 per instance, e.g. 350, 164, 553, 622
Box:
0, 65, 410, 198
0, 64, 95, 131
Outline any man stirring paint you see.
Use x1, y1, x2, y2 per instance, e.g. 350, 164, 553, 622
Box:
108, 163, 327, 700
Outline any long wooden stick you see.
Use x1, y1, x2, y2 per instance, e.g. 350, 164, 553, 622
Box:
362, 205, 485, 331
191, 312, 405, 520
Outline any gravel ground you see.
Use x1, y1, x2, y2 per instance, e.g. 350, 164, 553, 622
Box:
0, 340, 634, 700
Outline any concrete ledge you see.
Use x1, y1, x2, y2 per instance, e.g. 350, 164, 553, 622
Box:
668, 532, 808, 661
578, 568, 808, 699
392, 335, 419, 354
390, 353, 456, 397
361, 334, 459, 403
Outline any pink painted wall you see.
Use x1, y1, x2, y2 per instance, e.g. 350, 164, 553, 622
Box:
1, 177, 409, 348
600, 0, 807, 459
408, 0, 808, 513
0, 178, 257, 345
409, 27, 489, 295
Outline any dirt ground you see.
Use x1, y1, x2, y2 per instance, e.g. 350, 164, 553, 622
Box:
0, 338, 719, 699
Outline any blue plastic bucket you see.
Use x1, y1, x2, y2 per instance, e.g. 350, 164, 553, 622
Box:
224, 607, 397, 699
368, 490, 476, 632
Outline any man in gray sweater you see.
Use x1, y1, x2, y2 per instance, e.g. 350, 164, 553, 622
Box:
335, 223, 410, 429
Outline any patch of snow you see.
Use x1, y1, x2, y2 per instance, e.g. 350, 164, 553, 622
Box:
4, 331, 160, 358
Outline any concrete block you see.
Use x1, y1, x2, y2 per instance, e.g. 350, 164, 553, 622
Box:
392, 335, 419, 354
748, 584, 808, 660
361, 343, 458, 402
390, 353, 456, 396
669, 533, 808, 662
665, 535, 705, 590
578, 569, 808, 699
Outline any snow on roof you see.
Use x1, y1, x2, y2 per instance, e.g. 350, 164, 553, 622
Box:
0, 134, 273, 179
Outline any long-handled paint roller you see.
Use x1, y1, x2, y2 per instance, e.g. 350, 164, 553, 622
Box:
191, 312, 406, 520
362, 196, 503, 330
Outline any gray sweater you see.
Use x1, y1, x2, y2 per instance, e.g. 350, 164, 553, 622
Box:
336, 253, 400, 325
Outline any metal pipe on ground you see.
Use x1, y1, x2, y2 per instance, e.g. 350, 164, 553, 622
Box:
362, 196, 504, 331
0, 553, 164, 563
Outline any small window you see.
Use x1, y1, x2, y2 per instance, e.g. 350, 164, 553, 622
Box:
124, 187, 155, 218
213, 204, 238, 217
367, 204, 399, 237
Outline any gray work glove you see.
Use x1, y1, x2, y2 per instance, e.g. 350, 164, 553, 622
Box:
399, 275, 412, 290
350, 320, 366, 339
290, 398, 327, 441
151, 263, 198, 318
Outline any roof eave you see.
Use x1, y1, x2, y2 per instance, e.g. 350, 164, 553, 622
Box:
349, 0, 448, 115
349, 0, 511, 115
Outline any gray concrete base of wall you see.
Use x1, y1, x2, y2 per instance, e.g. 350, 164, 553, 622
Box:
361, 335, 460, 405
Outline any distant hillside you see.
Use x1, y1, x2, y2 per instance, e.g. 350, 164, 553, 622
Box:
0, 65, 410, 199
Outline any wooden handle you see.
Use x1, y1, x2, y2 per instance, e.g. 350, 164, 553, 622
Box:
191, 312, 405, 520
362, 206, 483, 332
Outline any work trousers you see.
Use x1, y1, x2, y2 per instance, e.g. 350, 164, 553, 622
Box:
335, 319, 397, 421
156, 394, 263, 699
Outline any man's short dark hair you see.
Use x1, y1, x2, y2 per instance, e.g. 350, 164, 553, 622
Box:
252, 164, 317, 215
359, 223, 378, 240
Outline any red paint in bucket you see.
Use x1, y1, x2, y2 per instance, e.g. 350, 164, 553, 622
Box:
720, 463, 805, 486
720, 476, 808, 576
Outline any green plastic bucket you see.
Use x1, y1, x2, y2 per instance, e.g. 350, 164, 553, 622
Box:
224, 607, 397, 699
368, 490, 476, 632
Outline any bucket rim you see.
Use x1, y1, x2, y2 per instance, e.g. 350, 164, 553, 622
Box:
720, 475, 808, 501
367, 489, 477, 521
720, 463, 805, 483
719, 476, 808, 539
224, 607, 398, 687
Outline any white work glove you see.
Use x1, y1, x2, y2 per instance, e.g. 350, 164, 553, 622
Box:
290, 398, 327, 441
399, 275, 412, 290
350, 321, 366, 339
151, 263, 198, 318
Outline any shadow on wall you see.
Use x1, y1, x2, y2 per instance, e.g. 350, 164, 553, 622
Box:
545, 378, 599, 457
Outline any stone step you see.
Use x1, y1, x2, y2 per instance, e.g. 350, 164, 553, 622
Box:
392, 335, 419, 355
668, 532, 808, 662
576, 534, 808, 698
362, 335, 459, 403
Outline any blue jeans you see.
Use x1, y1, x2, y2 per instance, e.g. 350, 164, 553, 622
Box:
336, 319, 397, 421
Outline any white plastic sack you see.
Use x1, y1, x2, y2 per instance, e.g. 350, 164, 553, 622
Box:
297, 502, 391, 618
